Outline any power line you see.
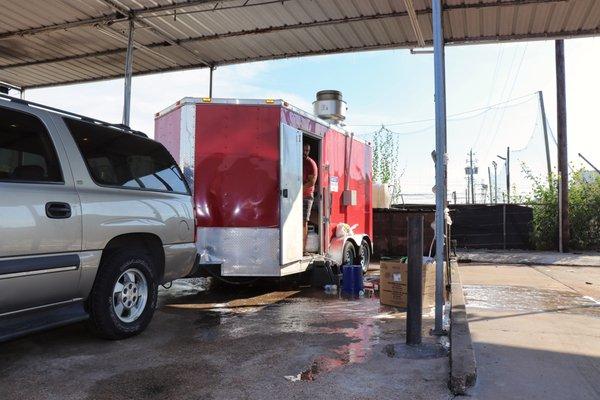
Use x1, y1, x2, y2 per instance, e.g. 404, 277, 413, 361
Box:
356, 97, 535, 137
347, 92, 537, 128
473, 45, 504, 150
483, 44, 529, 162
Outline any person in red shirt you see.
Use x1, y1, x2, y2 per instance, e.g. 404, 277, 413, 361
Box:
303, 143, 318, 254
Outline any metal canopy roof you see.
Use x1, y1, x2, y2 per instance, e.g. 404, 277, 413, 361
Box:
1, 0, 599, 90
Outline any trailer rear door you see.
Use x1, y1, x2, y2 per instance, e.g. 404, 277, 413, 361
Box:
279, 124, 303, 265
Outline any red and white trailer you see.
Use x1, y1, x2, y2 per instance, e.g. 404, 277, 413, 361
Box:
154, 95, 372, 277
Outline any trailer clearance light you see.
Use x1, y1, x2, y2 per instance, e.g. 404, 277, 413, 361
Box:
201, 97, 211, 103
265, 99, 275, 104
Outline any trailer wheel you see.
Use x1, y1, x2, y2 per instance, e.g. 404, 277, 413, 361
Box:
359, 240, 371, 274
342, 241, 356, 266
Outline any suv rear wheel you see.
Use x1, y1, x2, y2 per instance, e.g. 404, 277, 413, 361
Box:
87, 249, 158, 339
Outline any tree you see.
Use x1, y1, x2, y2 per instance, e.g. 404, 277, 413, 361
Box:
524, 165, 600, 250
372, 126, 403, 203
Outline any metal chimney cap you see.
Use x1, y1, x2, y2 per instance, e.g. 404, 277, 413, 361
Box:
316, 90, 343, 101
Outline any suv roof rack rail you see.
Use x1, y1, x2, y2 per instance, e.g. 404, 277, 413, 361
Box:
0, 93, 147, 138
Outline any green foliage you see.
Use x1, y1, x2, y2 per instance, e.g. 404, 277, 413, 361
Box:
372, 126, 398, 184
525, 165, 600, 250
372, 126, 402, 203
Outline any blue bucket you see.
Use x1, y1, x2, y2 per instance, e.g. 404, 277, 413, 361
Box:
341, 265, 364, 297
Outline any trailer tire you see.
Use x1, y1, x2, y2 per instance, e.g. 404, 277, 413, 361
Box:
359, 240, 371, 274
342, 241, 356, 266
87, 249, 158, 340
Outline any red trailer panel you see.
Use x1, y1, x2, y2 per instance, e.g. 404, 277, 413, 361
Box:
155, 98, 372, 277
194, 105, 280, 228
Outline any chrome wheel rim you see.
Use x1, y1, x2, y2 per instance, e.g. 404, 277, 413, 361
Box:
343, 246, 354, 265
112, 268, 148, 323
359, 244, 369, 273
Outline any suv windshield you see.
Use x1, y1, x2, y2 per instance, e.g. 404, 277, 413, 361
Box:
64, 118, 189, 194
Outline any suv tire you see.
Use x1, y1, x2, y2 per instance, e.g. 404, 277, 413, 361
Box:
87, 249, 158, 339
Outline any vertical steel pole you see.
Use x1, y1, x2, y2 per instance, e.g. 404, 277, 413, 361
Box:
406, 215, 424, 345
493, 161, 498, 203
503, 204, 507, 250
488, 167, 493, 204
538, 91, 552, 187
506, 147, 510, 203
122, 18, 135, 127
432, 0, 446, 334
469, 149, 475, 204
556, 39, 569, 252
209, 65, 214, 98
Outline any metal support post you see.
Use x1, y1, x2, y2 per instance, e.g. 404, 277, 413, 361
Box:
122, 18, 135, 127
506, 147, 510, 203
209, 65, 214, 98
492, 161, 498, 204
502, 204, 507, 250
556, 39, 569, 252
432, 0, 446, 334
406, 215, 424, 346
469, 149, 475, 204
488, 167, 493, 204
538, 91, 552, 187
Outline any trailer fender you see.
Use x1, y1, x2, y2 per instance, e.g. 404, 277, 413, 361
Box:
327, 234, 369, 266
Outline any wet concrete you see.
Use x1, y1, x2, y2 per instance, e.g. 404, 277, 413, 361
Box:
0, 274, 451, 400
461, 263, 600, 400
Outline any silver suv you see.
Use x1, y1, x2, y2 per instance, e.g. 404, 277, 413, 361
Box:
0, 95, 197, 340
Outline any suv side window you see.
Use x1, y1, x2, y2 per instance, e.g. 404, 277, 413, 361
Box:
64, 118, 189, 194
0, 107, 62, 183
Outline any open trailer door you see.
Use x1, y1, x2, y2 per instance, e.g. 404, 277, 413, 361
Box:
279, 124, 303, 265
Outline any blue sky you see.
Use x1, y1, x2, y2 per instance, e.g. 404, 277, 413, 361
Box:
19, 36, 600, 203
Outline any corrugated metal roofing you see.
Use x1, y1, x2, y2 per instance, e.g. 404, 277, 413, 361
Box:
1, 0, 599, 89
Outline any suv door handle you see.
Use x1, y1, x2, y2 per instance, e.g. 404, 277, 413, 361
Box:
45, 202, 72, 219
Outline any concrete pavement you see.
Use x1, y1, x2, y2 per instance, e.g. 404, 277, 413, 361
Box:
460, 263, 600, 399
458, 249, 600, 268
0, 277, 452, 400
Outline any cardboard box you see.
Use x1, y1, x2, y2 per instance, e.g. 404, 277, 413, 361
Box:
379, 259, 444, 308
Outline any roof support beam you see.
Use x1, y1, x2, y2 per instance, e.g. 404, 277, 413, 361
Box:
403, 0, 426, 47
0, 0, 257, 40
444, 0, 567, 11
99, 0, 211, 66
0, 0, 564, 41
95, 24, 178, 67
0, 10, 416, 70
0, 0, 580, 72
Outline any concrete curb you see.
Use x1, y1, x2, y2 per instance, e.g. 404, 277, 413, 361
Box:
449, 260, 477, 395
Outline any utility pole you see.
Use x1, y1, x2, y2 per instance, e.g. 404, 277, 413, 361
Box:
492, 161, 498, 203
488, 167, 493, 204
469, 149, 475, 204
556, 39, 569, 252
452, 191, 457, 204
538, 91, 552, 187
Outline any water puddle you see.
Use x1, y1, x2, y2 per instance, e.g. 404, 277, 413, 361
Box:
464, 285, 600, 317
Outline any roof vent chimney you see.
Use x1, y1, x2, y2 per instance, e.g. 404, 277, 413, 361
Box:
313, 90, 347, 124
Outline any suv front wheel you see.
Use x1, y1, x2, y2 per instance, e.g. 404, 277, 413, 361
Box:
87, 249, 158, 339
